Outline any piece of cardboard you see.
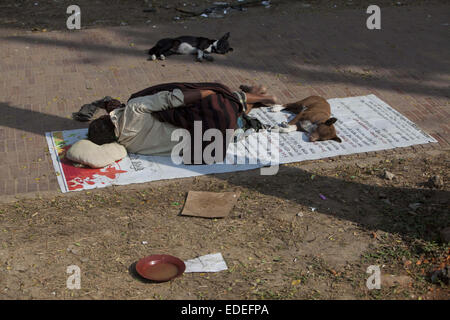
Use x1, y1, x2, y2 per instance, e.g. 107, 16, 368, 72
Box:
181, 191, 241, 218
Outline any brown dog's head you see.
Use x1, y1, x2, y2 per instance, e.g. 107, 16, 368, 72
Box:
309, 117, 342, 143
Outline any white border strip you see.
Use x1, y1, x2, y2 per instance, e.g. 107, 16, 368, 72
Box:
45, 132, 69, 193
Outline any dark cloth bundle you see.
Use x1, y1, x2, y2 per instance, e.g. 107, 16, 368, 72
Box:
128, 82, 245, 164
240, 113, 268, 131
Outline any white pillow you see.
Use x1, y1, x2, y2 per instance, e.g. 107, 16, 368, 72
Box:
66, 139, 127, 168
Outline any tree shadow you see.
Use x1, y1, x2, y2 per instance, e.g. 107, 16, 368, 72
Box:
218, 162, 449, 244
0, 101, 86, 136
2, 4, 449, 100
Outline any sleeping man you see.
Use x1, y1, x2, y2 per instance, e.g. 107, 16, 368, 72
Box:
85, 82, 277, 164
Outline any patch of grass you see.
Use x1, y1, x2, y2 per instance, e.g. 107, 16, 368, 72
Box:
253, 289, 285, 300
362, 245, 412, 264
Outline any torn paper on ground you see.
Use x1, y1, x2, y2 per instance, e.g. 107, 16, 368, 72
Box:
184, 252, 228, 273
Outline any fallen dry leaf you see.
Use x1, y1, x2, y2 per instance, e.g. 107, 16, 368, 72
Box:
291, 279, 301, 286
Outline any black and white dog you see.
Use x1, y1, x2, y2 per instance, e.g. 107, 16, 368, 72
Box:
148, 32, 233, 62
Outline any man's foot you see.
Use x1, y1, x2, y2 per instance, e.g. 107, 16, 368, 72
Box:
279, 124, 297, 133
239, 84, 268, 95
245, 93, 279, 106
260, 94, 278, 105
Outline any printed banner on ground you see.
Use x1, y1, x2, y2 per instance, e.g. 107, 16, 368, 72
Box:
46, 95, 437, 193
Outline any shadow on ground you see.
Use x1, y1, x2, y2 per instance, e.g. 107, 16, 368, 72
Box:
220, 163, 449, 244
0, 102, 85, 136
2, 4, 449, 99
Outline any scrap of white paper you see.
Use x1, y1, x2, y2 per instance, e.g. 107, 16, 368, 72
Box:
184, 253, 228, 273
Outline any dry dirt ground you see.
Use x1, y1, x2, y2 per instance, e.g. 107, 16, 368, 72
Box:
0, 149, 448, 300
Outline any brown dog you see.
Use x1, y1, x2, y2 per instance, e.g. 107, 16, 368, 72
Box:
271, 96, 342, 143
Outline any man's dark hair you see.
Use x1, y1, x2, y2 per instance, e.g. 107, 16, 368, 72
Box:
87, 115, 117, 145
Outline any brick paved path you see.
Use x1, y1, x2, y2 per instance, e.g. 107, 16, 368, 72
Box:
0, 4, 449, 196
